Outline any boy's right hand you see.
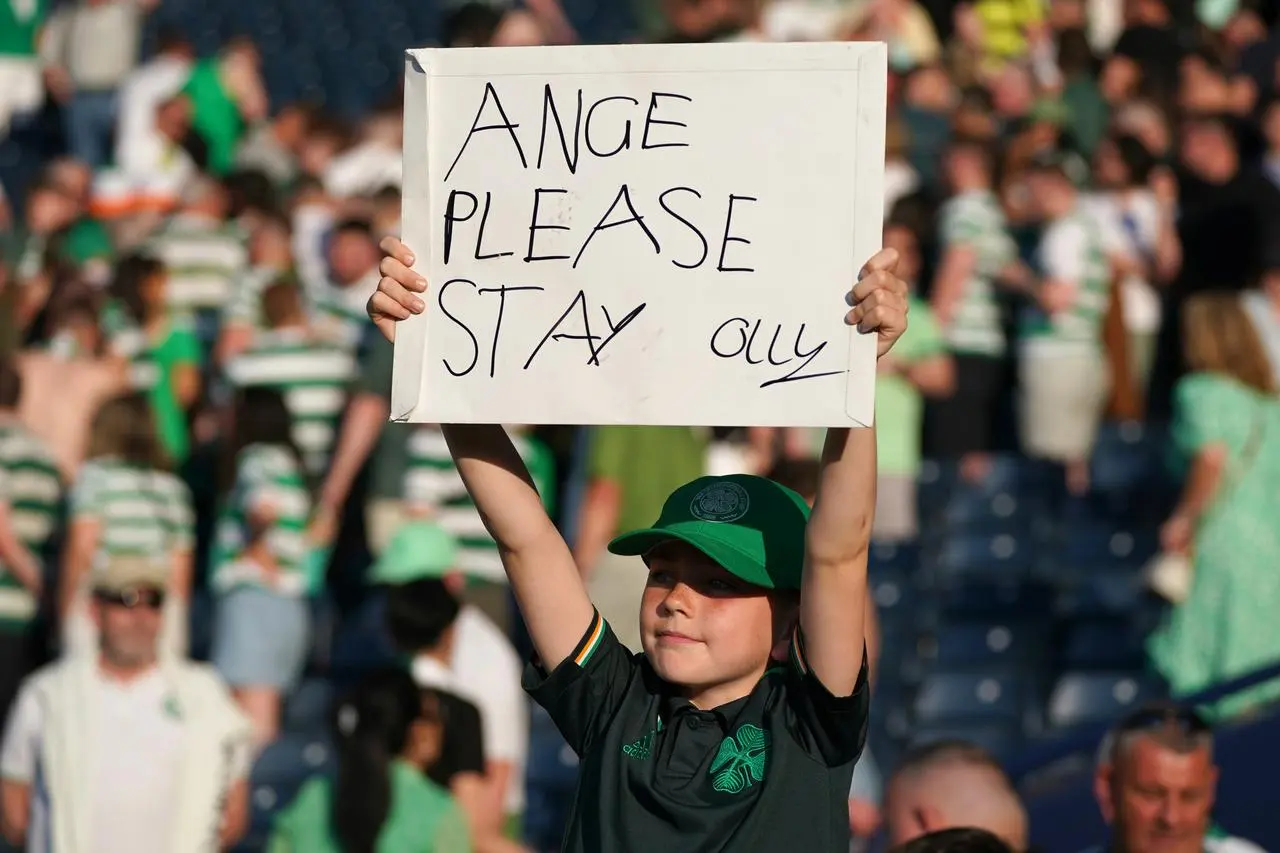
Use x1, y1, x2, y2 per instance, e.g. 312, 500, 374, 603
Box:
368, 236, 427, 342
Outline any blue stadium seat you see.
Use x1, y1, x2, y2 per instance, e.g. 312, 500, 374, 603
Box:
283, 678, 336, 734
870, 568, 917, 624
1090, 421, 1159, 494
1059, 618, 1149, 671
238, 735, 334, 851
909, 724, 1025, 759
1047, 672, 1159, 731
927, 579, 1055, 624
869, 540, 921, 576
918, 622, 1050, 670
931, 531, 1035, 581
1054, 568, 1149, 618
914, 670, 1029, 725
1053, 519, 1158, 575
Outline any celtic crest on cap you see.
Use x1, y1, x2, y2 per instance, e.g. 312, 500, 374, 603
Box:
689, 482, 750, 522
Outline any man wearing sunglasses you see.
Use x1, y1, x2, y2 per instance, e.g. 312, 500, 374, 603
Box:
1093, 702, 1264, 853
0, 555, 252, 853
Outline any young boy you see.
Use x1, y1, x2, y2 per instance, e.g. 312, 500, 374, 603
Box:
369, 236, 908, 853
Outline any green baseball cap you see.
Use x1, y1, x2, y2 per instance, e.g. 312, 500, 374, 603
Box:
369, 522, 459, 585
607, 474, 811, 590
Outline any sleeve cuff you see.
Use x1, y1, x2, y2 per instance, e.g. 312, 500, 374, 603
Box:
522, 610, 609, 695
789, 627, 871, 710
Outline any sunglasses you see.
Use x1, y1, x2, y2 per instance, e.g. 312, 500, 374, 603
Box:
1115, 704, 1210, 737
94, 588, 166, 610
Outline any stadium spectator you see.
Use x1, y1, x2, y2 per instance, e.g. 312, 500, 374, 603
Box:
1085, 132, 1181, 394
224, 279, 356, 478
376, 523, 529, 832
1010, 151, 1113, 495
927, 134, 1016, 479
209, 387, 316, 747
382, 565, 529, 853
884, 740, 1029, 851
0, 0, 47, 140
1147, 293, 1280, 717
101, 253, 202, 463
0, 361, 61, 727
266, 667, 471, 853
181, 39, 267, 176
59, 392, 193, 659
875, 212, 955, 542
113, 28, 195, 178
0, 554, 251, 853
38, 0, 157, 168
1092, 703, 1265, 853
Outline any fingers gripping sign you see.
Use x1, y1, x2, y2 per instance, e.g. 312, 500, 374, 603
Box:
369, 236, 428, 343
845, 247, 909, 359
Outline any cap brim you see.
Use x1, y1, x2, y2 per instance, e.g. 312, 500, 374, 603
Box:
607, 523, 775, 589
369, 561, 450, 585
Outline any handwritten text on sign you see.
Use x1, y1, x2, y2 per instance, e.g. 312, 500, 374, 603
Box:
394, 43, 887, 426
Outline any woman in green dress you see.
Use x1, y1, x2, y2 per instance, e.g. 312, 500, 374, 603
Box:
1148, 293, 1280, 718
268, 668, 471, 853
103, 253, 202, 464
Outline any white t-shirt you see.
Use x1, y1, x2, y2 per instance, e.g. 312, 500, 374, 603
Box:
115, 55, 192, 176
1, 668, 185, 853
1081, 190, 1164, 334
412, 604, 529, 814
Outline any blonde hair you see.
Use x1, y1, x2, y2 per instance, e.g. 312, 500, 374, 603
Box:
1182, 293, 1276, 394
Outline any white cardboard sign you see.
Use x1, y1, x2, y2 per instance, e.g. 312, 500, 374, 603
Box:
392, 41, 886, 426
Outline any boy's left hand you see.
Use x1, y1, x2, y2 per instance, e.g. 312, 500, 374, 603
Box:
846, 248, 909, 359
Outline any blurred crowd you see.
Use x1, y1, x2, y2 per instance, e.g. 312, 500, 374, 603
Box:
0, 0, 1279, 851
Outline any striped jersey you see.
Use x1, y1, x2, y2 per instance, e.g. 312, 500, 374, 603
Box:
404, 428, 557, 582
0, 420, 63, 628
210, 443, 313, 595
222, 265, 281, 332
223, 328, 357, 476
146, 213, 248, 312
1021, 208, 1111, 354
70, 458, 194, 567
938, 190, 1017, 357
310, 272, 380, 355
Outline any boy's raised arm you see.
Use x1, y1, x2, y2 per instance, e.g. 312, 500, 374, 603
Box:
369, 237, 595, 669
442, 424, 596, 670
799, 249, 907, 698
799, 426, 875, 697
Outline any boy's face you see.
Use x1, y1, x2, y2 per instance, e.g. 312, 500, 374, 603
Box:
639, 540, 794, 705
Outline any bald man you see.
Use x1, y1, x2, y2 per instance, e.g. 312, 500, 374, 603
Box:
884, 741, 1029, 852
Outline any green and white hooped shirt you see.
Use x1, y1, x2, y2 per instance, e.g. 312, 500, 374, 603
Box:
223, 329, 356, 477
938, 189, 1018, 358
0, 421, 61, 628
70, 458, 194, 563
1020, 207, 1111, 357
211, 443, 313, 596
403, 428, 556, 583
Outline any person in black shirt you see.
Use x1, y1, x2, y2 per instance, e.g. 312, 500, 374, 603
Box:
366, 234, 910, 853
1148, 113, 1280, 417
